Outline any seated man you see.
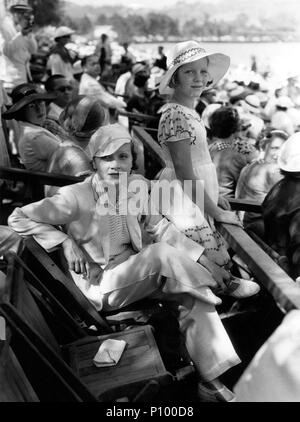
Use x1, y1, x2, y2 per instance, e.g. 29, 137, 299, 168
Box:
236, 130, 288, 237
262, 132, 300, 279
79, 54, 126, 114
43, 74, 74, 141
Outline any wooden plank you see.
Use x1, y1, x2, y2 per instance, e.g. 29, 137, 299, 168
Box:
0, 347, 39, 402
218, 223, 300, 312
0, 166, 83, 187
228, 198, 262, 213
132, 126, 166, 178
118, 110, 158, 122
25, 238, 112, 333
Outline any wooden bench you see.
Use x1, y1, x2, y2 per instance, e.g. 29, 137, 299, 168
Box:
132, 126, 166, 179
0, 267, 39, 402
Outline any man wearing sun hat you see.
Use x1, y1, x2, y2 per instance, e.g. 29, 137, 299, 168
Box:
262, 132, 300, 279
47, 26, 77, 83
3, 3, 37, 86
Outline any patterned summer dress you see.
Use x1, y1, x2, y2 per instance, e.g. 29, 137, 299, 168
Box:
158, 103, 229, 266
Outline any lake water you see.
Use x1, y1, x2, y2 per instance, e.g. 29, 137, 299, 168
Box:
131, 41, 300, 79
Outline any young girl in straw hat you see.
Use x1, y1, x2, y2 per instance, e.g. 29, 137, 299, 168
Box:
157, 40, 259, 298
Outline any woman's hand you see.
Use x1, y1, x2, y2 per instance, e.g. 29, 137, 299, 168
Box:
198, 254, 230, 290
215, 210, 243, 227
62, 237, 90, 278
218, 195, 231, 211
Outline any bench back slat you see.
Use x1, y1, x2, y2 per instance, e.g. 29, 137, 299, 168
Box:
25, 238, 112, 333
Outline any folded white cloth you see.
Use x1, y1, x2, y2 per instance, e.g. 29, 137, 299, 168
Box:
93, 338, 127, 368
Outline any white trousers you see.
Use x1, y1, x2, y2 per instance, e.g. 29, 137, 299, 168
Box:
71, 242, 241, 380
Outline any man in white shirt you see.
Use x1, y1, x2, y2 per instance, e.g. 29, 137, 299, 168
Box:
79, 54, 126, 113
3, 4, 37, 87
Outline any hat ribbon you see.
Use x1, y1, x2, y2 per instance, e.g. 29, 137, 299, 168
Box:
170, 47, 206, 68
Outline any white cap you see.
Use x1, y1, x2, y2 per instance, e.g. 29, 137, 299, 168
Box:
89, 123, 131, 158
54, 26, 75, 40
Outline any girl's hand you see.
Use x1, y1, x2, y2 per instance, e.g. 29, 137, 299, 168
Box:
218, 195, 231, 211
62, 237, 90, 278
215, 210, 243, 227
198, 253, 230, 290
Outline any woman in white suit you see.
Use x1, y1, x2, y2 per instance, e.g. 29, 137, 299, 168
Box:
8, 123, 241, 401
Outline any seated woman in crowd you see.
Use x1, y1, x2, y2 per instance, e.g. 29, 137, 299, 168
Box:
236, 129, 288, 238
45, 95, 110, 196
8, 123, 242, 402
2, 83, 61, 172
262, 132, 300, 279
58, 95, 109, 158
208, 106, 249, 198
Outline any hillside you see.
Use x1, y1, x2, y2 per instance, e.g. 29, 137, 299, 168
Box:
63, 0, 300, 34
64, 0, 300, 23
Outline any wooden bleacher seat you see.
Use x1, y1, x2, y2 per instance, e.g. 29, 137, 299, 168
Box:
132, 126, 166, 179
0, 265, 39, 402
0, 252, 174, 402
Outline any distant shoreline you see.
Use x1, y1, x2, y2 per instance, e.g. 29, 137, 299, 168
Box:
133, 40, 300, 44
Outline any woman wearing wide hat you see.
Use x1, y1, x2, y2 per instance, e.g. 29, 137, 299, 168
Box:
2, 82, 61, 172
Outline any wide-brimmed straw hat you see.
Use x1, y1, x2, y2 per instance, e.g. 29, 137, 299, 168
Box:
276, 96, 294, 110
54, 26, 75, 40
278, 132, 300, 172
89, 123, 132, 158
2, 83, 56, 120
244, 94, 261, 115
9, 4, 33, 13
159, 40, 230, 95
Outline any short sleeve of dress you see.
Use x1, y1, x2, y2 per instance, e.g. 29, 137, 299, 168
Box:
159, 105, 194, 144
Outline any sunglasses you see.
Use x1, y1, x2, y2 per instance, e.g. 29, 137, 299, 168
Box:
56, 85, 73, 93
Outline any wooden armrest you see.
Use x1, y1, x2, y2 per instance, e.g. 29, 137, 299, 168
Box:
218, 223, 300, 312
0, 166, 84, 187
118, 110, 158, 122
132, 126, 166, 170
228, 198, 262, 213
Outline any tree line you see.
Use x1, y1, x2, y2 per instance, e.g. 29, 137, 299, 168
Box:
26, 0, 298, 42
